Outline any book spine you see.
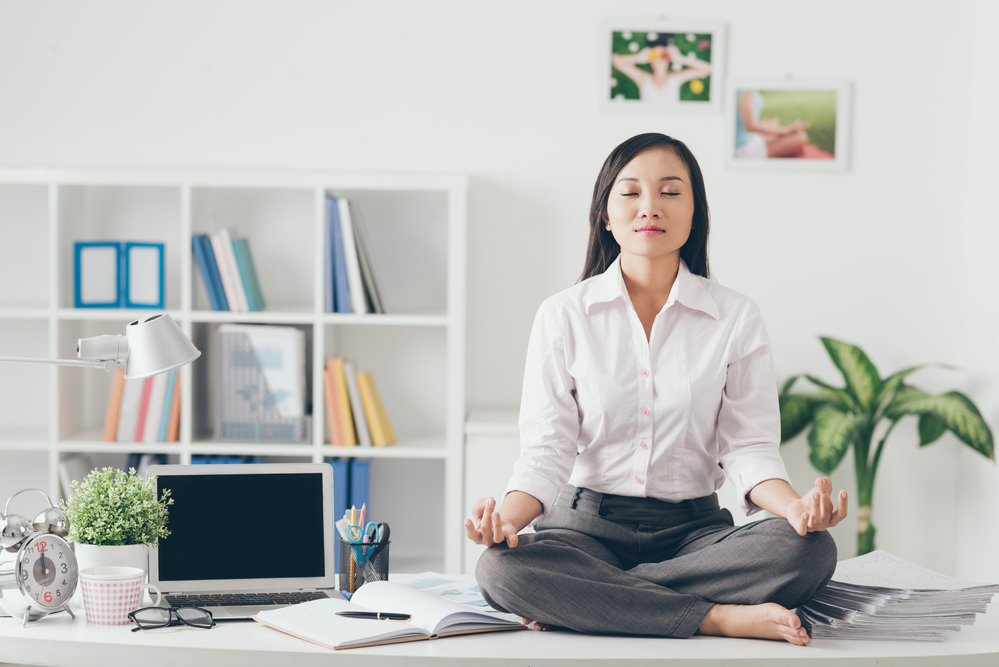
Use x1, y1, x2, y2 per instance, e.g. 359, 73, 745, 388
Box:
142, 373, 168, 443
337, 198, 369, 314
231, 239, 258, 311
218, 228, 250, 312
133, 376, 155, 442
324, 197, 335, 313
343, 360, 372, 447
323, 363, 343, 446
116, 379, 142, 443
329, 197, 352, 314
191, 235, 221, 311
157, 368, 177, 442
348, 200, 385, 314
330, 457, 349, 574
349, 459, 370, 514
199, 234, 229, 311
332, 358, 356, 445
102, 368, 127, 442
357, 372, 396, 447
166, 369, 181, 442
211, 233, 243, 312
238, 238, 266, 310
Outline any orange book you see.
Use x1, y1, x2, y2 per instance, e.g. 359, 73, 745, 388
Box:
102, 368, 127, 442
324, 361, 344, 446
167, 370, 181, 442
331, 358, 356, 446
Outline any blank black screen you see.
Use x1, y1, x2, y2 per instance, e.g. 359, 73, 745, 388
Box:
156, 473, 326, 582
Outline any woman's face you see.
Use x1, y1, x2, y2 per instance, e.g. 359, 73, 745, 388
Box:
603, 147, 694, 268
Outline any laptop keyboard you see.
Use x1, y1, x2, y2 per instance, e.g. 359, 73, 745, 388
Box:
165, 591, 331, 608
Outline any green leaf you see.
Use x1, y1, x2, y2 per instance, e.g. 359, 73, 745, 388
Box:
874, 365, 926, 411
918, 413, 947, 446
800, 385, 855, 412
807, 405, 862, 474
779, 394, 816, 443
821, 337, 883, 412
885, 386, 995, 460
781, 375, 801, 397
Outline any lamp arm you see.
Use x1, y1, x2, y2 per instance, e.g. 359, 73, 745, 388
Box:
0, 356, 117, 372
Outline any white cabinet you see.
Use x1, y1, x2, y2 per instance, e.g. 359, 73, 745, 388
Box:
0, 169, 467, 573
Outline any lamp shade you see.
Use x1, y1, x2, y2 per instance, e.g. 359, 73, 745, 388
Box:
123, 314, 201, 380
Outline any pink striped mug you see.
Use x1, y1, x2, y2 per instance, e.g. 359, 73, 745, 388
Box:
80, 566, 162, 625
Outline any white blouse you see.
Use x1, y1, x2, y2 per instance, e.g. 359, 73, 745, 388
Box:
505, 256, 790, 520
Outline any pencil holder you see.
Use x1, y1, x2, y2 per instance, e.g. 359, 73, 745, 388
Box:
337, 537, 390, 594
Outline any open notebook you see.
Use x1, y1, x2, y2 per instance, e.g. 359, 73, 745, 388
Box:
254, 577, 524, 650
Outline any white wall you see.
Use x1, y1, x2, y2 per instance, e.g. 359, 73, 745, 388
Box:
1, 0, 996, 581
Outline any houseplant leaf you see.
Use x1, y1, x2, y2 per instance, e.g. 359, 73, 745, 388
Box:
885, 386, 995, 460
821, 337, 882, 411
780, 394, 816, 443
918, 413, 947, 446
807, 405, 861, 474
874, 365, 927, 412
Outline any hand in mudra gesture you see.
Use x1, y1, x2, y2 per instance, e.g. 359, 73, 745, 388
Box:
785, 477, 848, 536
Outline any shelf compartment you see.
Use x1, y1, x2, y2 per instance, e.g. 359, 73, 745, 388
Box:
0, 184, 50, 309
0, 318, 51, 439
56, 185, 183, 311
190, 187, 314, 314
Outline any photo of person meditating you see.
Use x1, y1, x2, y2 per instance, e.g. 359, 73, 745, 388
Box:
465, 132, 847, 646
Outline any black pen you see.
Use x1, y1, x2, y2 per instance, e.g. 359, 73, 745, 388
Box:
336, 611, 411, 621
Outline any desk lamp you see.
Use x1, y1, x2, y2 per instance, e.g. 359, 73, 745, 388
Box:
0, 313, 200, 379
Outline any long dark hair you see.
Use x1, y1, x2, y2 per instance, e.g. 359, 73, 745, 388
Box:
579, 133, 710, 281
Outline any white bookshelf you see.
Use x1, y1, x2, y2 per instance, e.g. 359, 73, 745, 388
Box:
0, 169, 467, 574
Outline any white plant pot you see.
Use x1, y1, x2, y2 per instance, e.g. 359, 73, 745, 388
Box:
74, 543, 149, 578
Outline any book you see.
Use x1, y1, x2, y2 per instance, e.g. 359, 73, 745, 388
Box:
253, 578, 523, 650
141, 373, 168, 442
328, 196, 352, 314
324, 197, 336, 313
233, 237, 266, 312
116, 378, 144, 443
102, 368, 127, 442
323, 363, 344, 446
337, 198, 368, 315
798, 550, 999, 642
357, 372, 396, 447
211, 233, 243, 312
331, 358, 356, 445
191, 235, 222, 310
329, 458, 349, 574
348, 200, 386, 314
166, 369, 181, 442
218, 228, 250, 312
349, 459, 370, 511
133, 376, 155, 441
199, 235, 229, 311
343, 359, 372, 447
157, 369, 177, 442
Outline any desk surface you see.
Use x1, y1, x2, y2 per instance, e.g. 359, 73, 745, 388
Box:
2, 594, 999, 667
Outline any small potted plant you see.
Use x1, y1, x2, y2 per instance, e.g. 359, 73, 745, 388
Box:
59, 467, 173, 574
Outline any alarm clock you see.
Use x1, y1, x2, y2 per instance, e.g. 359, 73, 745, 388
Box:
0, 489, 79, 627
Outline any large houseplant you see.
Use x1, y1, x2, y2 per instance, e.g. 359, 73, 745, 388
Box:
779, 337, 994, 556
59, 467, 173, 573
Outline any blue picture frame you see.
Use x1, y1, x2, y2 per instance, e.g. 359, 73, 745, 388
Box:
123, 242, 165, 309
74, 241, 122, 308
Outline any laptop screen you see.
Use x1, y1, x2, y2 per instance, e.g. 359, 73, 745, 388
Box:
147, 463, 335, 592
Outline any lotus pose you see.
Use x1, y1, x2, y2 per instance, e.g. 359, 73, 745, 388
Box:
466, 133, 846, 645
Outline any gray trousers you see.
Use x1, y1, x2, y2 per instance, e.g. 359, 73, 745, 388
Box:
476, 486, 837, 638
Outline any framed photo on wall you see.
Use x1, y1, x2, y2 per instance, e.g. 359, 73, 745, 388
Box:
602, 20, 726, 113
725, 78, 852, 171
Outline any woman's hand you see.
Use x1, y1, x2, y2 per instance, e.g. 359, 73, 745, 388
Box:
784, 477, 848, 536
464, 497, 523, 548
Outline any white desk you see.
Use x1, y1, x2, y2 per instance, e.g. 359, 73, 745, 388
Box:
2, 595, 999, 667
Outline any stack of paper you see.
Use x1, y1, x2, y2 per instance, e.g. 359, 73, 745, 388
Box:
799, 550, 999, 642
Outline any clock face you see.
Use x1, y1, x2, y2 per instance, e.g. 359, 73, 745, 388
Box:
17, 533, 77, 610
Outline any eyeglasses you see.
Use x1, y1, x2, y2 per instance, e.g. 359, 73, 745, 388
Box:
128, 606, 216, 632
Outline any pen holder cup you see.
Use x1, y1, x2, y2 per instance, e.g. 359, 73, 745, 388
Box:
337, 537, 390, 594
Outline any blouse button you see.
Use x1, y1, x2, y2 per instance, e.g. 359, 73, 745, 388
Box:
636, 476, 644, 484
641, 442, 648, 450
641, 409, 649, 416
642, 370, 649, 377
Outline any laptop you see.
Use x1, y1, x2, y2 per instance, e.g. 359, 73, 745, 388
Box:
147, 463, 339, 620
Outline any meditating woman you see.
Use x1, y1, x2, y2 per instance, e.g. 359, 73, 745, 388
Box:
611, 35, 711, 104
465, 133, 846, 646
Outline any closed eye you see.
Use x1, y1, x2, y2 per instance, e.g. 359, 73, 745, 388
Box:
662, 192, 680, 197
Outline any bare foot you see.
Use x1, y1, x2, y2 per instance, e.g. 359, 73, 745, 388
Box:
698, 603, 809, 646
522, 617, 551, 631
